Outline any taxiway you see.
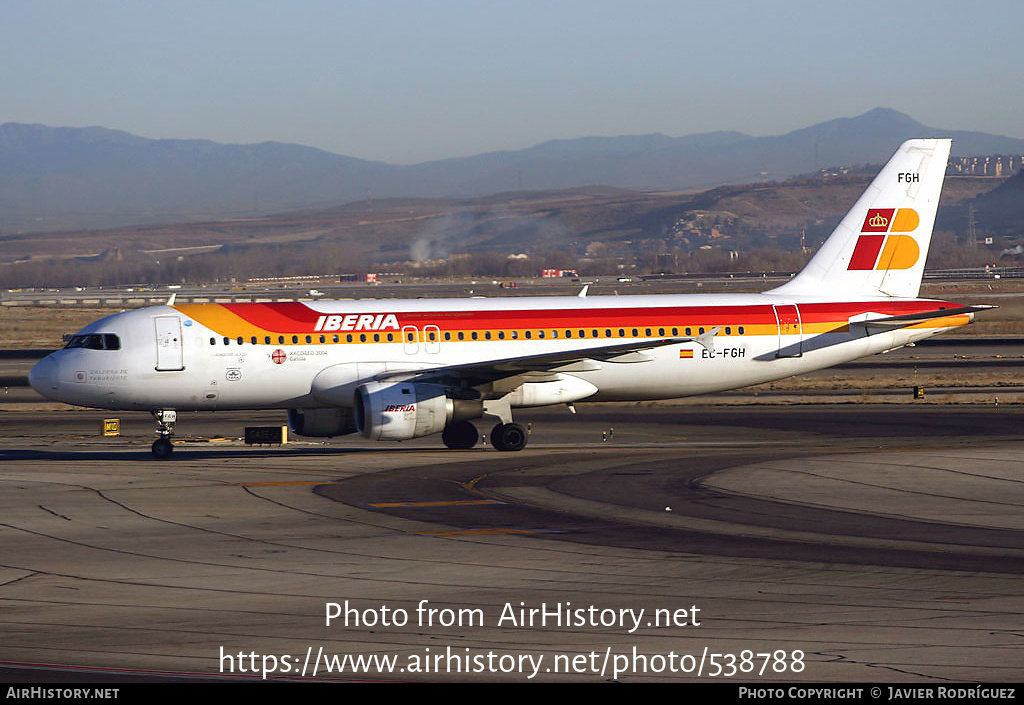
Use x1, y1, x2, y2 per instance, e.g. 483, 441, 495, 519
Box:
1, 404, 1022, 681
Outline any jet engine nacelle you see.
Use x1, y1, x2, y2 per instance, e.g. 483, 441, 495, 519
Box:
287, 407, 357, 438
354, 381, 482, 441
311, 361, 436, 407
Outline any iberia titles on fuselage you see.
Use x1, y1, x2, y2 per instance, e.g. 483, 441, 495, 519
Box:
28, 138, 991, 456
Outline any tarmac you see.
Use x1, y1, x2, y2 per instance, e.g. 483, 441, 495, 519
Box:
1, 403, 1022, 682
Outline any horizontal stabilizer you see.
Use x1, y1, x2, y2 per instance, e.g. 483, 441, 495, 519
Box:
849, 305, 994, 333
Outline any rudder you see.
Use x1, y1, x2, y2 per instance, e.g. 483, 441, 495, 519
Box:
771, 138, 952, 299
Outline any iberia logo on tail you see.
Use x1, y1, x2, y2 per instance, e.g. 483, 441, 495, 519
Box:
848, 208, 920, 270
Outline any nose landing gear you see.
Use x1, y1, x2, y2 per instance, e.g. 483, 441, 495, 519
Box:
151, 410, 176, 458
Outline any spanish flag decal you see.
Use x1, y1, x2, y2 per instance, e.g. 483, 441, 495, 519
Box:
679, 349, 694, 359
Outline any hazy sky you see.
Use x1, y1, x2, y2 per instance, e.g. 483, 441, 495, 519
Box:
4, 1, 1022, 164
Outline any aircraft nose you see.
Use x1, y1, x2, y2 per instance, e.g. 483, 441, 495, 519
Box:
28, 356, 59, 398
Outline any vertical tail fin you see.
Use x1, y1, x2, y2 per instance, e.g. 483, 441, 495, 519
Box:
771, 138, 951, 299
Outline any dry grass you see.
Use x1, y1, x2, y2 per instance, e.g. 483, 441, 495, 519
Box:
749, 369, 1018, 392
920, 281, 1024, 336
1, 307, 114, 348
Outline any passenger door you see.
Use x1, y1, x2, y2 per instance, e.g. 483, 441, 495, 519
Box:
773, 304, 803, 358
154, 316, 185, 371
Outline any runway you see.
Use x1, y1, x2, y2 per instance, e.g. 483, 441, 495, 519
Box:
1, 404, 1023, 682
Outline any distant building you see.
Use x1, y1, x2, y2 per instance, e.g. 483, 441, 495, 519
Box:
948, 155, 1023, 177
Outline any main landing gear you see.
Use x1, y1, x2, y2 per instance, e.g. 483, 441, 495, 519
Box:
490, 422, 528, 452
441, 420, 479, 449
440, 419, 529, 451
151, 409, 176, 459
484, 397, 528, 452
440, 397, 529, 452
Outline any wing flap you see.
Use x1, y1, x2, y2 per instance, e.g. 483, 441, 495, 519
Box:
375, 336, 692, 387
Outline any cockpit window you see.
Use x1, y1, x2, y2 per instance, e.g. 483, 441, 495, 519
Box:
64, 333, 121, 350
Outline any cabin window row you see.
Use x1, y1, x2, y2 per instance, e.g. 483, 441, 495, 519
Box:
205, 326, 746, 346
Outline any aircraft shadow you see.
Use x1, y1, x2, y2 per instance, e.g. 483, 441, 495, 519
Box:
0, 445, 465, 462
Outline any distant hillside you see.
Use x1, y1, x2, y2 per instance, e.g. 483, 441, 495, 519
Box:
2, 172, 1008, 290
2, 109, 1023, 232
0, 122, 390, 231
966, 169, 1024, 238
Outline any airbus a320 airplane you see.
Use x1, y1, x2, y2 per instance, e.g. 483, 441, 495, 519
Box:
30, 139, 989, 457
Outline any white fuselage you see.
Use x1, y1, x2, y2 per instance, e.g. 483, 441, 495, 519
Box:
29, 291, 969, 413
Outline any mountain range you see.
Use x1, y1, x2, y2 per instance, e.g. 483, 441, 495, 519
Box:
2, 108, 1023, 232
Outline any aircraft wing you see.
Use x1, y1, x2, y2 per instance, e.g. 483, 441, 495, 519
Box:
373, 334, 707, 388
849, 305, 995, 334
